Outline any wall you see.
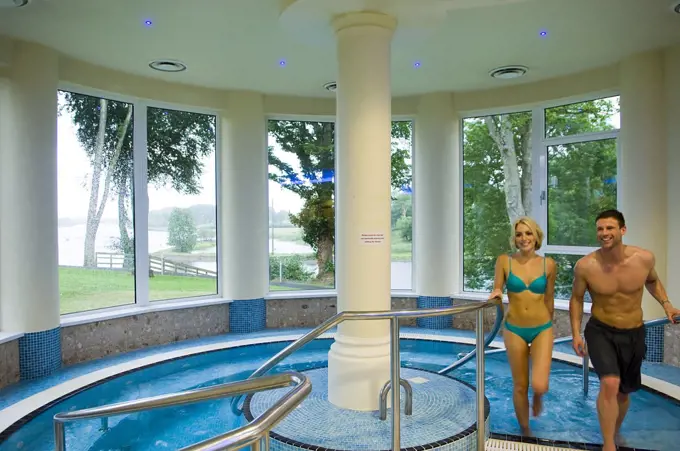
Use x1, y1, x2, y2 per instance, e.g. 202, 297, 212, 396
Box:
0, 340, 19, 388
61, 304, 229, 366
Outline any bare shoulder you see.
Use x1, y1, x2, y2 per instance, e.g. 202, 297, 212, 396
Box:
626, 245, 655, 268
545, 256, 557, 272
574, 252, 597, 276
496, 254, 510, 265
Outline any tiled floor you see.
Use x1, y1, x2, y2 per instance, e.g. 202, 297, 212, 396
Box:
247, 367, 486, 451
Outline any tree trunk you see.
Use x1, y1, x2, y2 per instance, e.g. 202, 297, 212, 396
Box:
83, 99, 109, 267
117, 175, 134, 270
485, 116, 526, 225
82, 102, 133, 268
519, 125, 533, 216
316, 236, 334, 281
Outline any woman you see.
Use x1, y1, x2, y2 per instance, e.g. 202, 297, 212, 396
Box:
489, 216, 557, 435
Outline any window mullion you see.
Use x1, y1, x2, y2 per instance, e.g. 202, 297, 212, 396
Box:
133, 102, 149, 306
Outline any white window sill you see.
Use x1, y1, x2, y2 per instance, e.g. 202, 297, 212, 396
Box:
0, 332, 23, 345
265, 290, 419, 300
60, 297, 233, 328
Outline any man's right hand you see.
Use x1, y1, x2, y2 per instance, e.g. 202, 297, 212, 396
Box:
572, 335, 587, 357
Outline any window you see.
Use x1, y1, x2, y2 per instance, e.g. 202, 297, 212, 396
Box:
147, 107, 218, 301
267, 120, 336, 292
391, 121, 414, 291
461, 96, 620, 299
57, 91, 136, 314
462, 111, 532, 292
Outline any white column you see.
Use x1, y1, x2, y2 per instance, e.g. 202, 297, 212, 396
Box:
665, 45, 680, 307
219, 92, 268, 301
328, 11, 396, 411
619, 51, 667, 320
0, 42, 60, 332
414, 93, 458, 296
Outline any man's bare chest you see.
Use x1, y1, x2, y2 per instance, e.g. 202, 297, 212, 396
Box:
585, 265, 647, 296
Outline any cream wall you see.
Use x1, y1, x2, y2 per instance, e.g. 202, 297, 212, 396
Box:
0, 35, 677, 315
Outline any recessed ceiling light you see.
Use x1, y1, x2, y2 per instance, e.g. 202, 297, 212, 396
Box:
0, 0, 29, 7
144, 19, 153, 27
279, 59, 287, 67
539, 30, 548, 37
149, 59, 187, 73
489, 65, 528, 80
673, 1, 680, 14
413, 61, 422, 68
323, 82, 337, 92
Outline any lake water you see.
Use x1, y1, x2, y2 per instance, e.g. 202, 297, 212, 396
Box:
58, 224, 413, 290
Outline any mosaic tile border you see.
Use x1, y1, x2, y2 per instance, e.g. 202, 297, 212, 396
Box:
645, 323, 665, 363
243, 367, 491, 451
229, 298, 266, 333
18, 327, 61, 380
416, 296, 453, 329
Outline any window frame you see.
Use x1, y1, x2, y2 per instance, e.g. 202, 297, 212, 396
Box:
456, 91, 620, 299
57, 83, 222, 317
264, 115, 417, 297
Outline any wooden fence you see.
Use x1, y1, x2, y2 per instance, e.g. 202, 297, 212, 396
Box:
95, 252, 217, 278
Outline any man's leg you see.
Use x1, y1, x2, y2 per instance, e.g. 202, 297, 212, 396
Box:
615, 393, 630, 443
597, 376, 621, 451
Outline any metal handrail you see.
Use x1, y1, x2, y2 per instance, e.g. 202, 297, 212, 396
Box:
230, 298, 502, 451
53, 371, 311, 451
230, 299, 503, 414
437, 300, 504, 374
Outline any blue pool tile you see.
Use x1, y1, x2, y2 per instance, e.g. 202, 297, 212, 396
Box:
645, 323, 664, 363
229, 298, 266, 333
18, 327, 61, 380
245, 367, 489, 451
417, 296, 453, 329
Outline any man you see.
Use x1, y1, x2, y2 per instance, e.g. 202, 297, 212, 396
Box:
569, 209, 679, 451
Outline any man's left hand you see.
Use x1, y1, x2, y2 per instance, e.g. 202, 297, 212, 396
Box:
663, 302, 680, 324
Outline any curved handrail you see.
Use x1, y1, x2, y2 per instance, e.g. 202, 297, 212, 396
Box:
436, 298, 504, 375
230, 298, 504, 415
54, 372, 310, 451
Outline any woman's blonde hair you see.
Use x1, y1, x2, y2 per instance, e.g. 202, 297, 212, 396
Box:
510, 216, 544, 250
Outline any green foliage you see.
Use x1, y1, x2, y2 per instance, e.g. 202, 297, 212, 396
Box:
463, 97, 619, 296
167, 208, 198, 253
60, 92, 216, 192
268, 120, 413, 279
396, 216, 412, 242
269, 255, 314, 282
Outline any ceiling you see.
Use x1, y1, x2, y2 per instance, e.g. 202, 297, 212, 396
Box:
0, 0, 679, 97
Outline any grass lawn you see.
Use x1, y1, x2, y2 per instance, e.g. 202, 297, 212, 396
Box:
270, 227, 304, 244
59, 267, 218, 315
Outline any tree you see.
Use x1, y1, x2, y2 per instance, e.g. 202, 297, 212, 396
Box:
463, 98, 618, 294
268, 121, 412, 281
60, 92, 215, 268
167, 208, 198, 253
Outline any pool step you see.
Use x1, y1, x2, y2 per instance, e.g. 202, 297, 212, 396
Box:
486, 439, 577, 450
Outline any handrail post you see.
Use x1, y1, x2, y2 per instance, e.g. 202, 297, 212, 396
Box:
54, 421, 66, 451
582, 353, 589, 396
390, 317, 401, 451
475, 308, 485, 451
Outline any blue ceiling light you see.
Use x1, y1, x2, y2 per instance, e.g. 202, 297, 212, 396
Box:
539, 30, 548, 38
413, 61, 422, 68
279, 59, 287, 67
144, 19, 153, 27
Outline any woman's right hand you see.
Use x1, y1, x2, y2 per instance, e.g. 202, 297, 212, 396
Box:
488, 288, 503, 300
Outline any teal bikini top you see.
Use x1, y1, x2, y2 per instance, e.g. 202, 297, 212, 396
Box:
506, 256, 547, 294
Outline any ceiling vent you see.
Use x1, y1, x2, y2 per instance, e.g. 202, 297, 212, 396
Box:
323, 82, 337, 92
0, 0, 29, 7
149, 59, 187, 73
489, 65, 528, 80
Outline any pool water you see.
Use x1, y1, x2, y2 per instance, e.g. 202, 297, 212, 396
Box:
0, 338, 678, 451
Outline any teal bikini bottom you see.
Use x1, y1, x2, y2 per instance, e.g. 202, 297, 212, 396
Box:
505, 320, 552, 344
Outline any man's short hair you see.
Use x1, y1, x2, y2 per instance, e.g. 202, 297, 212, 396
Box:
595, 209, 625, 228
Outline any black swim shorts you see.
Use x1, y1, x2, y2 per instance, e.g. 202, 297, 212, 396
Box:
584, 316, 646, 394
